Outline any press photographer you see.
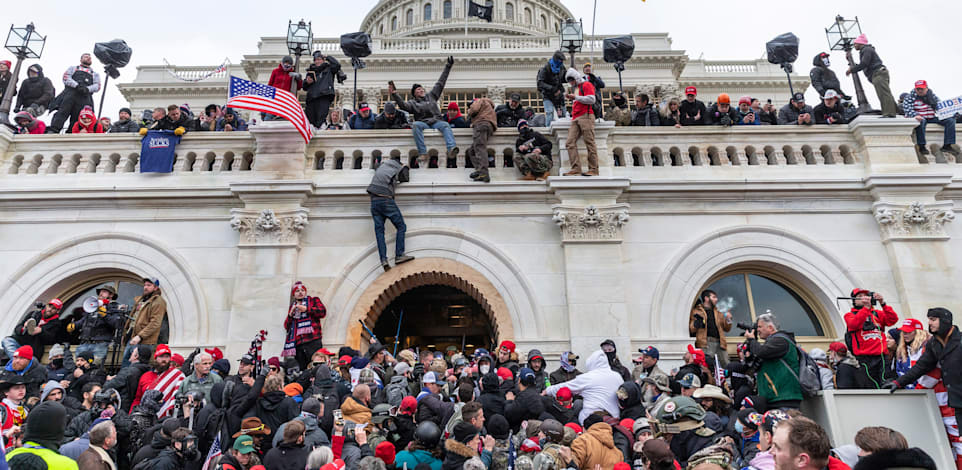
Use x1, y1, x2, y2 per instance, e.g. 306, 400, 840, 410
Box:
743, 312, 803, 410
2, 298, 66, 362
844, 288, 899, 389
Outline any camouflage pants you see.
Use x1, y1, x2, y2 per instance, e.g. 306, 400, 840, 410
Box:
515, 152, 553, 175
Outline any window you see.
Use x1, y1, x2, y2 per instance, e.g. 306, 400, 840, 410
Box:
524, 7, 532, 24
443, 0, 452, 18
52, 275, 170, 346
540, 14, 547, 30
391, 16, 398, 31
406, 9, 414, 26
424, 3, 432, 21
379, 24, 384, 35
703, 272, 825, 337
505, 2, 514, 21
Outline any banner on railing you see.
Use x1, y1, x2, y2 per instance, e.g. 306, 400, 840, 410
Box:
140, 130, 182, 173
163, 57, 231, 82
936, 95, 962, 121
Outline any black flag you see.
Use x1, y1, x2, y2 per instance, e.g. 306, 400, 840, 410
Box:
467, 1, 493, 22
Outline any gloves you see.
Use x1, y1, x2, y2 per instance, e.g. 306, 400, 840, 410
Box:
882, 381, 899, 393
138, 127, 148, 136
337, 71, 347, 84
447, 55, 455, 66
693, 316, 706, 330
289, 72, 302, 81
174, 126, 186, 136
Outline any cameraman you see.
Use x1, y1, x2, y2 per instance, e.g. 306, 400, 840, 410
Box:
689, 289, 733, 368
69, 284, 125, 364
844, 288, 899, 389
3, 298, 65, 361
743, 313, 803, 410
813, 90, 848, 125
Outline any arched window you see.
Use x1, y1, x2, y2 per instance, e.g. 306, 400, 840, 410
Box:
53, 275, 171, 346
505, 2, 514, 21
406, 9, 414, 26
379, 24, 384, 35
703, 271, 825, 337
554, 22, 559, 33
424, 3, 432, 21
391, 16, 398, 31
443, 0, 452, 18
540, 14, 547, 30
524, 7, 532, 24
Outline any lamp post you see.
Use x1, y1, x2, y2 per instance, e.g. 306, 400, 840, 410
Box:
560, 18, 583, 70
286, 19, 312, 95
0, 23, 45, 125
825, 15, 873, 114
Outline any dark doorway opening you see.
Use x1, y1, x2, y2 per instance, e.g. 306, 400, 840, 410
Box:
372, 285, 495, 356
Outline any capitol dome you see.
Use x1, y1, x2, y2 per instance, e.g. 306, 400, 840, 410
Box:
360, 0, 574, 37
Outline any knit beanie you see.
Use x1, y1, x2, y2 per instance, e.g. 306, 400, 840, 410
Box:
7, 454, 47, 470
453, 421, 479, 444
23, 401, 68, 450
485, 414, 510, 440
375, 441, 396, 465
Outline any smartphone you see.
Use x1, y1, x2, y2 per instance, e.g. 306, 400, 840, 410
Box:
333, 409, 344, 426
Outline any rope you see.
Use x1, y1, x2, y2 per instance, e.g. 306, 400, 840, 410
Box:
162, 58, 231, 82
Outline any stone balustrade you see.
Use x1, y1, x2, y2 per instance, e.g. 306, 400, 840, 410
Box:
1, 119, 957, 181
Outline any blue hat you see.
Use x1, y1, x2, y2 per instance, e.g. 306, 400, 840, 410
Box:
638, 346, 659, 360
518, 367, 536, 386
678, 373, 701, 389
351, 357, 370, 369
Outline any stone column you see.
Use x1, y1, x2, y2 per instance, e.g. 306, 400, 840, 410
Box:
550, 120, 615, 176
250, 120, 309, 178
549, 178, 632, 362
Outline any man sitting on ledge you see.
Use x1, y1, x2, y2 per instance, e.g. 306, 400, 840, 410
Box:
389, 56, 460, 168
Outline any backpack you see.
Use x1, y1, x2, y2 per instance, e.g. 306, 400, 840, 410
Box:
386, 376, 411, 407
132, 455, 159, 470
780, 343, 823, 398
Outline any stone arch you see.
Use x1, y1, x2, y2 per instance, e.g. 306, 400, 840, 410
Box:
0, 232, 209, 347
323, 228, 539, 349
650, 225, 858, 340
344, 259, 514, 350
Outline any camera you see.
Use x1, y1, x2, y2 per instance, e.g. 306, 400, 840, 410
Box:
736, 322, 756, 332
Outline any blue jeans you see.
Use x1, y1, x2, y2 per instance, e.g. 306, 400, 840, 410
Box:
1, 337, 20, 360
543, 99, 557, 126
75, 343, 109, 364
915, 117, 956, 146
412, 121, 456, 155
371, 198, 406, 262
121, 344, 137, 368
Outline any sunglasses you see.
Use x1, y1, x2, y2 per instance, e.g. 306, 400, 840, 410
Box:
269, 366, 279, 372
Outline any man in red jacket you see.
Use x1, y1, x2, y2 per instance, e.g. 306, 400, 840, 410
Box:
265, 56, 302, 121
844, 288, 898, 389
283, 281, 327, 370
561, 68, 599, 177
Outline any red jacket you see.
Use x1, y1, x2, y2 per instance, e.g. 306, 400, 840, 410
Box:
571, 81, 596, 119
268, 65, 302, 93
827, 456, 851, 470
844, 304, 898, 356
284, 296, 327, 345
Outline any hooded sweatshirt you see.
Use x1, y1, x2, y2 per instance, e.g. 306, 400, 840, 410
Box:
544, 350, 623, 422
71, 106, 104, 134
809, 54, 843, 97
13, 111, 45, 134
565, 68, 596, 120
15, 64, 55, 112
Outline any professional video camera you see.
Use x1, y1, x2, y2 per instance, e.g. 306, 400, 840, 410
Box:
91, 388, 122, 415
175, 390, 206, 409
736, 321, 756, 333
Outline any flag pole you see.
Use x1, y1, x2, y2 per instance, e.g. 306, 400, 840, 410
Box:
590, 0, 598, 63
465, 0, 469, 36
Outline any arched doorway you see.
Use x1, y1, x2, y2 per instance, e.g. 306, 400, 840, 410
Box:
372, 284, 496, 355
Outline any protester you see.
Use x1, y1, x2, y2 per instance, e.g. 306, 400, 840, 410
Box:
49, 53, 101, 134
303, 51, 345, 128
847, 34, 897, 117
689, 290, 732, 368
0, 60, 10, 100
845, 288, 898, 389
1, 345, 47, 398
852, 426, 936, 470
707, 94, 737, 126
744, 313, 803, 409
903, 80, 959, 157
326, 109, 345, 130
814, 90, 848, 125
389, 56, 459, 166
770, 417, 844, 470
495, 93, 526, 128
176, 351, 222, 403
599, 340, 631, 382
442, 102, 468, 128
71, 106, 105, 134
102, 344, 151, 407
284, 282, 328, 371
76, 420, 116, 470
544, 350, 622, 422
263, 419, 311, 470
119, 278, 166, 367
548, 351, 580, 385
105, 108, 141, 133
679, 86, 707, 126
374, 102, 410, 130
12, 111, 46, 134
466, 97, 497, 183
15, 64, 55, 117
217, 108, 248, 132
757, 99, 778, 125
778, 92, 814, 125
3, 298, 64, 362
827, 341, 859, 390
630, 94, 660, 127
140, 104, 191, 135
367, 158, 413, 272
606, 91, 631, 126
809, 52, 851, 101
562, 68, 599, 177
737, 96, 761, 125
6, 401, 76, 468
582, 63, 605, 119
152, 427, 200, 470
537, 51, 567, 126
660, 98, 682, 128
514, 120, 553, 181
268, 56, 301, 99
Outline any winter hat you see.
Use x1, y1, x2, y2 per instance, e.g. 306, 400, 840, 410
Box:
79, 106, 96, 120
582, 413, 603, 432
48, 344, 65, 358
300, 397, 321, 416
171, 353, 185, 367
351, 357, 370, 369
400, 395, 418, 415
135, 345, 153, 364
619, 418, 635, 431
394, 361, 411, 375
447, 102, 460, 111
632, 418, 651, 435
517, 119, 529, 130
518, 367, 536, 386
486, 414, 510, 440
928, 308, 953, 336
284, 383, 303, 397
24, 401, 68, 450
212, 359, 231, 377
737, 408, 762, 431
0, 60, 10, 69
687, 344, 707, 368
853, 34, 868, 45
7, 454, 47, 470
282, 55, 294, 65
716, 94, 731, 105
738, 96, 752, 106
375, 441, 396, 464
499, 341, 516, 353
291, 281, 307, 296
613, 463, 631, 470
564, 68, 581, 83
267, 357, 282, 369
411, 83, 423, 95
383, 102, 397, 115
119, 107, 132, 116
453, 421, 479, 444
14, 345, 33, 361
313, 50, 325, 59
27, 64, 43, 75
496, 367, 513, 382
564, 423, 582, 434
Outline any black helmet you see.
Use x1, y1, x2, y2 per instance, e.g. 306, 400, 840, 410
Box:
93, 388, 122, 411
414, 421, 442, 448
540, 419, 564, 444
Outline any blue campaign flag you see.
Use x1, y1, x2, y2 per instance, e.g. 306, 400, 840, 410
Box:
139, 130, 182, 173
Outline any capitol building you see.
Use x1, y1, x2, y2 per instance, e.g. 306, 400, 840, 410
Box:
1, 0, 959, 375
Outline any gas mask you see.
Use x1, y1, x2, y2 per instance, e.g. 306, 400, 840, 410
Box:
822, 57, 831, 67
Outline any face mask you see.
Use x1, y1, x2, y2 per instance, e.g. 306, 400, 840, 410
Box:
822, 58, 831, 67
182, 444, 200, 461
52, 358, 64, 369
480, 365, 490, 375
734, 420, 745, 434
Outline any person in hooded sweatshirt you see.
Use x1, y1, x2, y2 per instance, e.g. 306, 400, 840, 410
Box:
132, 418, 183, 466
39, 380, 82, 424
70, 106, 104, 134
13, 111, 46, 135
248, 374, 299, 452
273, 398, 331, 450
6, 401, 77, 469
478, 371, 505, 422
525, 350, 549, 392
615, 381, 645, 421
809, 52, 850, 100
15, 64, 55, 117
544, 350, 623, 423
600, 339, 632, 382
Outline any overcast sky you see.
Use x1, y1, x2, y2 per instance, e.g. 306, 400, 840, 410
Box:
6, 0, 960, 120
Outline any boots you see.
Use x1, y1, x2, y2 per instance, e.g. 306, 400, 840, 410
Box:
942, 145, 960, 157
519, 173, 537, 181
917, 145, 930, 156
563, 169, 581, 176
395, 254, 415, 265
582, 169, 599, 176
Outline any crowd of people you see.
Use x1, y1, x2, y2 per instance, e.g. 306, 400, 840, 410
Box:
0, 278, 957, 470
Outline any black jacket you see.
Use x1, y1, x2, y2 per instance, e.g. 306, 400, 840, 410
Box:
263, 441, 312, 470
374, 112, 410, 129
153, 113, 195, 132
132, 427, 171, 467
442, 439, 477, 470
547, 367, 581, 386
479, 373, 506, 423
73, 309, 124, 343
679, 99, 707, 126
15, 67, 55, 111
1, 359, 49, 399
706, 104, 739, 126
495, 103, 525, 128
617, 381, 645, 421
67, 365, 107, 400
108, 119, 142, 133
852, 45, 885, 82
631, 105, 661, 126
852, 447, 937, 470
515, 130, 552, 157
226, 375, 264, 448
415, 392, 454, 428
11, 309, 64, 357
810, 54, 844, 97
536, 62, 565, 104
103, 362, 150, 406
303, 56, 343, 100
65, 408, 132, 444
813, 102, 847, 124
538, 396, 582, 424
152, 448, 186, 470
898, 326, 962, 408
504, 387, 545, 431
247, 390, 299, 451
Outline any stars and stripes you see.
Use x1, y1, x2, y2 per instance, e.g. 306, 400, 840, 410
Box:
152, 367, 187, 418
227, 76, 313, 143
202, 434, 222, 470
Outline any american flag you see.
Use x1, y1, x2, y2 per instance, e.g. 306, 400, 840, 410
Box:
152, 367, 187, 418
201, 434, 222, 470
226, 75, 313, 143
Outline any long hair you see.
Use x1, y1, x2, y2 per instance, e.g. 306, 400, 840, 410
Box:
660, 98, 680, 120
896, 328, 930, 362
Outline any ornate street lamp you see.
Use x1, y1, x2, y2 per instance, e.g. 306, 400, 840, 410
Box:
825, 15, 873, 114
0, 23, 46, 125
560, 18, 583, 70
286, 19, 312, 95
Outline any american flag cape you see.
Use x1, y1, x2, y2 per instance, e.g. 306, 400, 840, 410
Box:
226, 75, 313, 143
202, 433, 222, 470
152, 367, 186, 418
